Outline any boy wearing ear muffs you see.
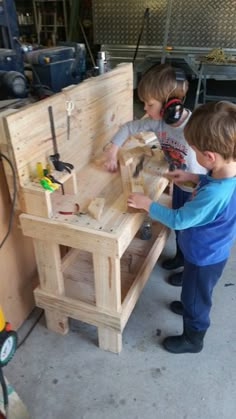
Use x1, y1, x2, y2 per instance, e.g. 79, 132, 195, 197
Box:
103, 64, 206, 286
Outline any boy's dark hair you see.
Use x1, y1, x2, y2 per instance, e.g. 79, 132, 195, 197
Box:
137, 64, 188, 103
184, 101, 236, 161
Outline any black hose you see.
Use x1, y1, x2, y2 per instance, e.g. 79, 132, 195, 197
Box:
0, 153, 17, 249
0, 367, 8, 415
133, 8, 150, 64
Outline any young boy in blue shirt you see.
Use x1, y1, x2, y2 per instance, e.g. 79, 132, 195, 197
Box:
103, 64, 206, 286
127, 101, 236, 354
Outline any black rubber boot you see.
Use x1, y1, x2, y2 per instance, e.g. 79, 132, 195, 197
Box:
170, 301, 183, 315
163, 325, 206, 354
162, 244, 184, 270
168, 272, 183, 287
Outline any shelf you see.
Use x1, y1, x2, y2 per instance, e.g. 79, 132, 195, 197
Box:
33, 0, 69, 44
40, 25, 65, 27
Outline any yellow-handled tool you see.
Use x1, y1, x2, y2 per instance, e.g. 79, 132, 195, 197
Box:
0, 307, 5, 332
36, 162, 44, 178
0, 306, 17, 367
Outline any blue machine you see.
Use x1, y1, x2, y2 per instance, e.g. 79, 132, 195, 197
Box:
0, 0, 24, 73
0, 0, 86, 97
26, 44, 86, 93
0, 0, 27, 99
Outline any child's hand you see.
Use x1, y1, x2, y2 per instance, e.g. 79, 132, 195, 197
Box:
127, 192, 152, 211
103, 143, 119, 172
165, 170, 198, 186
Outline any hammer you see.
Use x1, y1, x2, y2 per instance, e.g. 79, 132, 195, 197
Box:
133, 154, 145, 178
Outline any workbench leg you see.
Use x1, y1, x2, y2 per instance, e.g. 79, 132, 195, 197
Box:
45, 310, 69, 335
33, 240, 69, 335
93, 253, 122, 353
98, 327, 122, 353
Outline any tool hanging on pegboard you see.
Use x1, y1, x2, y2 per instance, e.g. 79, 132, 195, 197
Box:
48, 106, 74, 173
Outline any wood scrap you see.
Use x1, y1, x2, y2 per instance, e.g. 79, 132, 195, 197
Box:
88, 197, 105, 220
138, 131, 157, 144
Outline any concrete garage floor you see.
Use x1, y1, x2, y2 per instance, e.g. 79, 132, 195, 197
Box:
4, 79, 236, 418
5, 233, 236, 419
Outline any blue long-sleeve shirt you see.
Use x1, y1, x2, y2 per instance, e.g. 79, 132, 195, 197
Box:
149, 174, 236, 265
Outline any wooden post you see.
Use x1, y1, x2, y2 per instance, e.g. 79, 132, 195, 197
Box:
119, 148, 148, 210
63, 170, 78, 194
33, 239, 69, 334
93, 253, 122, 353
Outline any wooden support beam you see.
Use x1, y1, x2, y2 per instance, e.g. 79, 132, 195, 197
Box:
33, 239, 69, 334
93, 253, 122, 352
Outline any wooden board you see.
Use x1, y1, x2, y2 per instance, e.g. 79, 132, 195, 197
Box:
0, 64, 133, 205
0, 161, 37, 329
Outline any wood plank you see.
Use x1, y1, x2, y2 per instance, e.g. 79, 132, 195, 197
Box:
93, 252, 122, 352
63, 250, 95, 304
33, 240, 64, 294
0, 161, 37, 329
121, 224, 170, 330
93, 254, 121, 312
34, 288, 122, 331
1, 64, 133, 193
20, 214, 121, 257
33, 239, 69, 334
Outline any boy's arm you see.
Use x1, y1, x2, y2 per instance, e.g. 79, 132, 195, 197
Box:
103, 119, 161, 172
128, 180, 231, 230
111, 119, 160, 147
165, 170, 200, 185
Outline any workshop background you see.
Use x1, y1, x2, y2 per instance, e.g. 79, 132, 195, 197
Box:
0, 1, 236, 418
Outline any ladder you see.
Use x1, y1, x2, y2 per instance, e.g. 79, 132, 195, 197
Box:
0, 0, 17, 49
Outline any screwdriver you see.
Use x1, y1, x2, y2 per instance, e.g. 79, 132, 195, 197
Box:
36, 162, 44, 178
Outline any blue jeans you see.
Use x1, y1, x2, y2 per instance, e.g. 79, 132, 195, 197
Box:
181, 259, 227, 331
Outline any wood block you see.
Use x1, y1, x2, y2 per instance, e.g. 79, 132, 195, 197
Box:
88, 197, 105, 220
119, 147, 150, 205
138, 131, 157, 144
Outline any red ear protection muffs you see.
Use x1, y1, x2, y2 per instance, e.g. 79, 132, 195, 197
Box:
161, 68, 186, 125
161, 98, 184, 124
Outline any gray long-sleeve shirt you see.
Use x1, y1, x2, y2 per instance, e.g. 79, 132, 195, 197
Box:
112, 111, 206, 191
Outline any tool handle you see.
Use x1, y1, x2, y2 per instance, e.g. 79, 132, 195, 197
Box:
48, 106, 58, 155
36, 162, 43, 178
66, 100, 74, 116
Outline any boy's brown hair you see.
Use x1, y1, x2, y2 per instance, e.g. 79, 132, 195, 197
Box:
137, 64, 188, 103
184, 101, 236, 161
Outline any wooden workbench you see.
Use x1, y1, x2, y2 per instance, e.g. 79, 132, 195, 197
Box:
0, 64, 170, 352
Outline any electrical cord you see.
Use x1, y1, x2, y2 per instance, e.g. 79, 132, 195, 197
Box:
0, 153, 17, 249
17, 309, 44, 350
